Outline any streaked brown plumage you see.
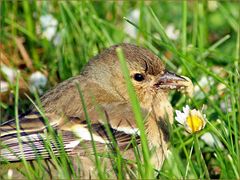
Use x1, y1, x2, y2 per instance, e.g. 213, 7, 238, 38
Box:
0, 43, 192, 178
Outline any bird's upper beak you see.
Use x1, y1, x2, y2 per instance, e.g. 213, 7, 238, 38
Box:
155, 70, 192, 93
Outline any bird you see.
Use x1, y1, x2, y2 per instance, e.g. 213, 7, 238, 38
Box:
0, 43, 193, 179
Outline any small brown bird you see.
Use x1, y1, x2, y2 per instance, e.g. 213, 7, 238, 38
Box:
0, 43, 192, 178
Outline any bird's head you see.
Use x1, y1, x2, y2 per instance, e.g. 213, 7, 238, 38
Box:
99, 44, 192, 106
86, 43, 193, 109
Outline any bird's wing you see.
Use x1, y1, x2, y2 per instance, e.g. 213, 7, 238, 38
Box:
0, 103, 142, 162
0, 112, 74, 162
0, 112, 64, 137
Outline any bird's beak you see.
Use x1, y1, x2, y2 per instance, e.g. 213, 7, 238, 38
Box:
155, 70, 191, 91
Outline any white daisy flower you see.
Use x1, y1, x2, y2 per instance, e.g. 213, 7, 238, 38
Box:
201, 132, 224, 149
40, 14, 58, 41
194, 76, 214, 99
0, 81, 9, 93
1, 65, 17, 82
124, 9, 140, 38
175, 105, 206, 133
7, 169, 13, 179
165, 24, 180, 40
29, 71, 47, 94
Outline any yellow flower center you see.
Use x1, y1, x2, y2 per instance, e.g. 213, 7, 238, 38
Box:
186, 113, 204, 133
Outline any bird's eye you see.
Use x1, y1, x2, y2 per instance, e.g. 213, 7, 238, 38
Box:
133, 73, 145, 82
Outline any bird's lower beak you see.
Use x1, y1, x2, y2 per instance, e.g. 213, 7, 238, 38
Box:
155, 70, 192, 91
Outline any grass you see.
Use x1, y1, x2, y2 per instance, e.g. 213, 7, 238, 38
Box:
117, 47, 153, 178
0, 0, 239, 179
